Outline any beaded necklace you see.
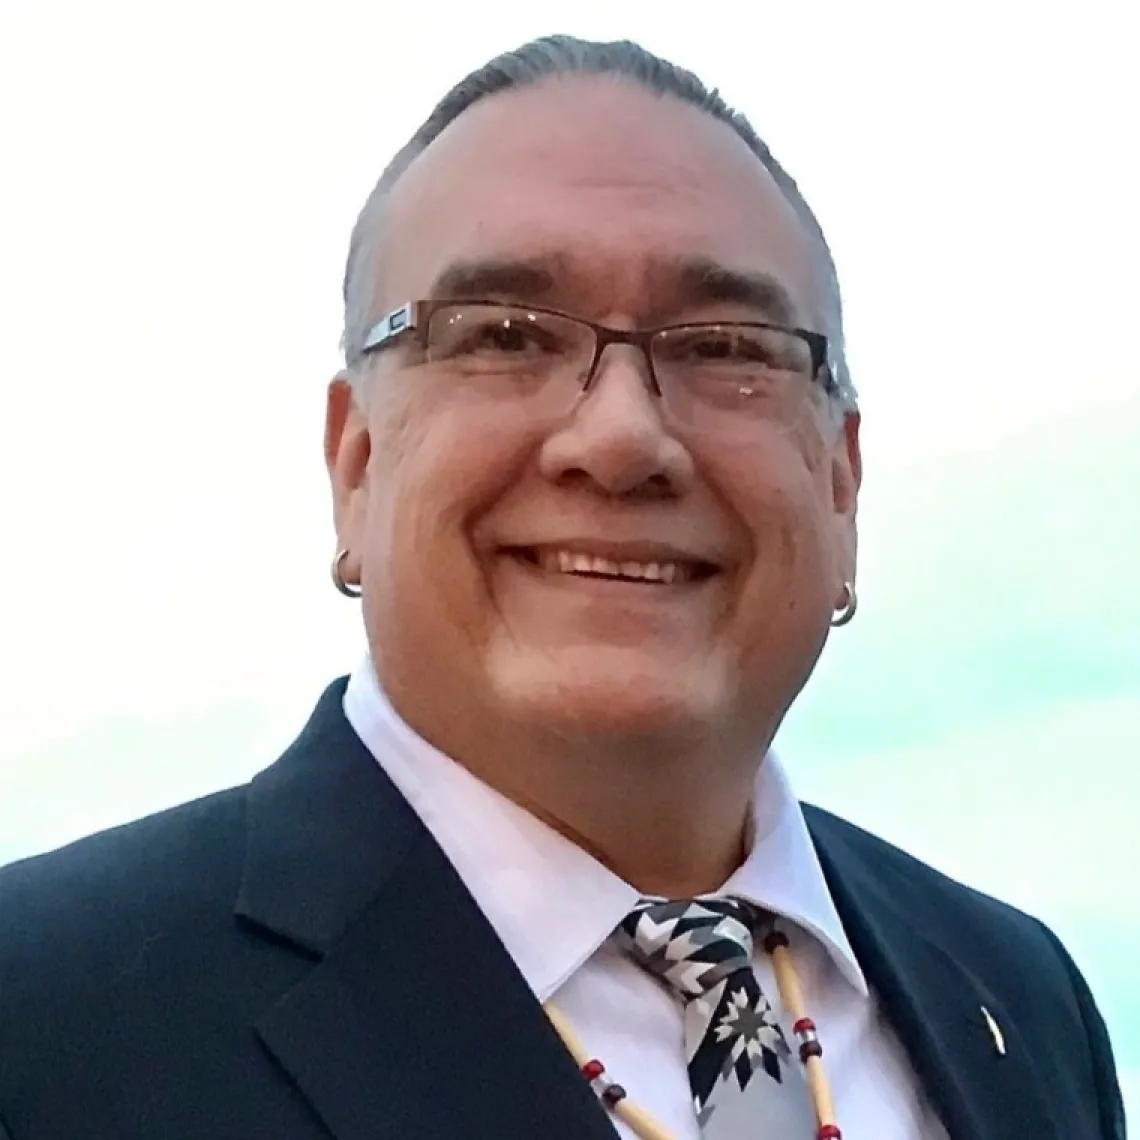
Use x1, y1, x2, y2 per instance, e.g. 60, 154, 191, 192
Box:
543, 929, 842, 1140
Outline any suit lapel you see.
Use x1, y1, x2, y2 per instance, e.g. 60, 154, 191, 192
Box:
235, 681, 616, 1140
806, 808, 1063, 1140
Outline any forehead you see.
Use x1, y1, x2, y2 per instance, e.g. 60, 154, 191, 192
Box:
377, 77, 821, 322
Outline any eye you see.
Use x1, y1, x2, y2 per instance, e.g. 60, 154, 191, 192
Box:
474, 316, 553, 354
658, 326, 809, 372
431, 307, 573, 363
667, 328, 763, 365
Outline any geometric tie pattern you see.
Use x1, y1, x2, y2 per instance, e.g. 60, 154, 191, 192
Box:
615, 897, 813, 1137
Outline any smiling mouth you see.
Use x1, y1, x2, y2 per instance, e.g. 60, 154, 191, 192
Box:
504, 547, 719, 586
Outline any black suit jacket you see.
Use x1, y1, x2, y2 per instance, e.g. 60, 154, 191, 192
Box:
0, 680, 1126, 1139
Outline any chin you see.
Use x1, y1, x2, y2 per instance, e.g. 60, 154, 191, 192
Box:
489, 646, 726, 742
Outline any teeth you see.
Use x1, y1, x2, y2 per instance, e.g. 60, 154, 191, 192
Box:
543, 549, 688, 583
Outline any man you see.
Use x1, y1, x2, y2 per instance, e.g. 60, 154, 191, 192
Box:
0, 35, 1125, 1140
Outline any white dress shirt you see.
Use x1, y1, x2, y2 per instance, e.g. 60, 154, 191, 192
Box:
344, 658, 947, 1140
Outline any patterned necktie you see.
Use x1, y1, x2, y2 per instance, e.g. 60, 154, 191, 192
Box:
616, 897, 814, 1136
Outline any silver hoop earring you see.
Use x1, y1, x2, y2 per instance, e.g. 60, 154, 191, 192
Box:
831, 581, 857, 627
331, 549, 362, 598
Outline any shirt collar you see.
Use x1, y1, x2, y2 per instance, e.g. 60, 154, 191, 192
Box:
344, 656, 867, 1001
726, 756, 868, 995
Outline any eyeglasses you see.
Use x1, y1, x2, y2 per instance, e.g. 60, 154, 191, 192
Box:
361, 300, 836, 427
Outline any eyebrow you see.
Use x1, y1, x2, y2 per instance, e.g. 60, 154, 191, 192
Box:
424, 254, 800, 326
669, 257, 799, 326
427, 257, 559, 304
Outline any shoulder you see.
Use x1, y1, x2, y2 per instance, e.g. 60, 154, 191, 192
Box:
803, 801, 1046, 940
0, 784, 261, 1120
0, 780, 247, 902
0, 784, 248, 1005
802, 802, 1076, 997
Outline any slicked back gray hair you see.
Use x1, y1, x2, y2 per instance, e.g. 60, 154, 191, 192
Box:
341, 35, 857, 414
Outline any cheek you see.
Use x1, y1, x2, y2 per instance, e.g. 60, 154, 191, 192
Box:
762, 414, 842, 551
362, 391, 540, 611
782, 405, 832, 479
710, 424, 838, 606
713, 417, 830, 536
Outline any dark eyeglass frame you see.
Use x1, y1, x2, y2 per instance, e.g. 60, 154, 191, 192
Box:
361, 300, 838, 397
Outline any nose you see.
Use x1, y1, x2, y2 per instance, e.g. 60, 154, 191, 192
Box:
538, 346, 695, 498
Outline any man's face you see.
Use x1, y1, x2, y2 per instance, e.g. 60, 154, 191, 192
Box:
327, 77, 860, 753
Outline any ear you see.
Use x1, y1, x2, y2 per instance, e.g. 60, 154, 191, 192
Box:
831, 411, 862, 594
325, 374, 371, 582
833, 410, 862, 514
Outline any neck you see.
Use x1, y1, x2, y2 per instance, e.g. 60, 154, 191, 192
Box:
518, 761, 757, 898
389, 690, 766, 896
506, 734, 761, 896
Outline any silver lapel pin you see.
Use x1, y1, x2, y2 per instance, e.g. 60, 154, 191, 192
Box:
980, 1005, 1006, 1056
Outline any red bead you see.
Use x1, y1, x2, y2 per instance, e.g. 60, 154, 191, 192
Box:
581, 1059, 605, 1080
817, 1126, 842, 1139
793, 1017, 817, 1035
763, 930, 790, 953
